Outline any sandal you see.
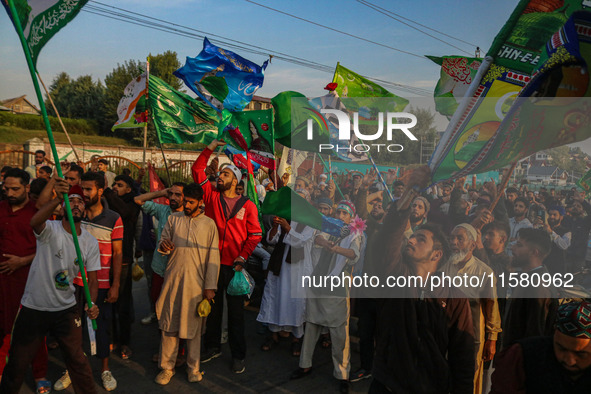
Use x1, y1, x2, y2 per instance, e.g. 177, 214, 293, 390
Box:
36, 379, 52, 394
261, 336, 278, 351
320, 334, 331, 349
120, 345, 132, 360
291, 339, 302, 357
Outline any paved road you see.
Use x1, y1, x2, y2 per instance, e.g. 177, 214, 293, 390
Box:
18, 277, 372, 393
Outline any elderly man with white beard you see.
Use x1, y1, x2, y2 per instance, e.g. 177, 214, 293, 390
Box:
439, 223, 501, 394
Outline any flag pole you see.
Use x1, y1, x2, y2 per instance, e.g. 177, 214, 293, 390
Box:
316, 153, 344, 200
488, 161, 518, 212
143, 58, 150, 167
6, 0, 96, 330
36, 72, 81, 163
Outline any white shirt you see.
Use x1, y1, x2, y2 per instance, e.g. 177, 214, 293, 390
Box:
21, 220, 101, 312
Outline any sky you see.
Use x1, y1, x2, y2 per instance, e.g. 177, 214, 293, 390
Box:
4, 0, 591, 155
1, 0, 518, 105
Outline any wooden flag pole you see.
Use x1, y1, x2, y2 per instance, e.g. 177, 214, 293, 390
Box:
489, 161, 519, 212
36, 72, 81, 163
143, 58, 150, 166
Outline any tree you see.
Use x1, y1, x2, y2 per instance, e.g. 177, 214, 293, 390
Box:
148, 50, 183, 91
44, 73, 105, 121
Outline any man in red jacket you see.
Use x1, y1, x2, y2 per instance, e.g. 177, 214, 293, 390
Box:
192, 139, 262, 374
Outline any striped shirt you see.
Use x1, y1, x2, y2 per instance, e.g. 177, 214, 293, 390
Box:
74, 208, 123, 289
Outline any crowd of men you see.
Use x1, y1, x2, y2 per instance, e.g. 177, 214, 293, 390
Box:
0, 145, 590, 394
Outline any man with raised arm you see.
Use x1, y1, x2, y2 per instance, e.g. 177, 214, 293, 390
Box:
0, 182, 100, 394
191, 139, 262, 374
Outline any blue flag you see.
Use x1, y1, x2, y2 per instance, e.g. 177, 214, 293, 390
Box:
174, 38, 268, 112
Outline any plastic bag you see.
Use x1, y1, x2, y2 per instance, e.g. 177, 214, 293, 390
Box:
132, 262, 144, 281
227, 269, 255, 298
197, 299, 212, 317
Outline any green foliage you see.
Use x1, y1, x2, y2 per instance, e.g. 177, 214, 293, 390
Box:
45, 73, 105, 120
148, 51, 183, 91
0, 111, 99, 135
548, 146, 588, 176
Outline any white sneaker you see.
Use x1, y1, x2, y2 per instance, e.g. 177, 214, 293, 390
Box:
101, 370, 117, 391
53, 371, 71, 391
155, 369, 175, 385
141, 313, 157, 325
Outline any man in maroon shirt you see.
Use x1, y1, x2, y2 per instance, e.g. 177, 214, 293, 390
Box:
0, 168, 52, 393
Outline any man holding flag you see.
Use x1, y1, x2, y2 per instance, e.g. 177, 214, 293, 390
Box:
0, 182, 100, 394
191, 139, 262, 374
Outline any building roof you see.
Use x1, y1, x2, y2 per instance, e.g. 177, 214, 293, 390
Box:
528, 165, 567, 177
0, 95, 40, 114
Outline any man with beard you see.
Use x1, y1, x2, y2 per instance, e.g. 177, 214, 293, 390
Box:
537, 206, 571, 275
192, 140, 262, 374
54, 172, 124, 392
503, 228, 558, 348
64, 164, 84, 187
154, 183, 220, 385
371, 167, 474, 394
0, 184, 100, 394
505, 187, 518, 218
134, 182, 186, 324
25, 150, 46, 180
565, 192, 591, 273
103, 174, 140, 360
509, 197, 532, 247
391, 180, 405, 201
491, 300, 591, 393
440, 223, 501, 394
409, 196, 429, 231
0, 169, 50, 393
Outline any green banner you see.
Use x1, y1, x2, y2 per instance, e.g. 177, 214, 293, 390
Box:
427, 55, 482, 118
148, 75, 219, 145
445, 11, 591, 179
3, 0, 89, 67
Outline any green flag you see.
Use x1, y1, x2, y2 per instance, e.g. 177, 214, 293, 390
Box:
578, 168, 591, 196
148, 75, 219, 145
439, 11, 591, 180
271, 91, 331, 152
218, 109, 275, 168
3, 0, 89, 67
262, 187, 322, 230
332, 63, 409, 114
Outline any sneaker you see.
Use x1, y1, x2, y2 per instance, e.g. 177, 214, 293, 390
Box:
101, 370, 117, 391
232, 358, 245, 374
53, 371, 71, 391
141, 313, 157, 325
201, 348, 221, 363
155, 369, 175, 385
187, 369, 203, 383
349, 368, 372, 382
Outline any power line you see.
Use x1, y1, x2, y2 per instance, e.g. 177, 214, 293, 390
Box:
356, 0, 473, 56
85, 1, 432, 96
356, 0, 479, 49
244, 0, 427, 60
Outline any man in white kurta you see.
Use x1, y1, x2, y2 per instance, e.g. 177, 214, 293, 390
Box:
257, 218, 315, 339
154, 183, 220, 384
